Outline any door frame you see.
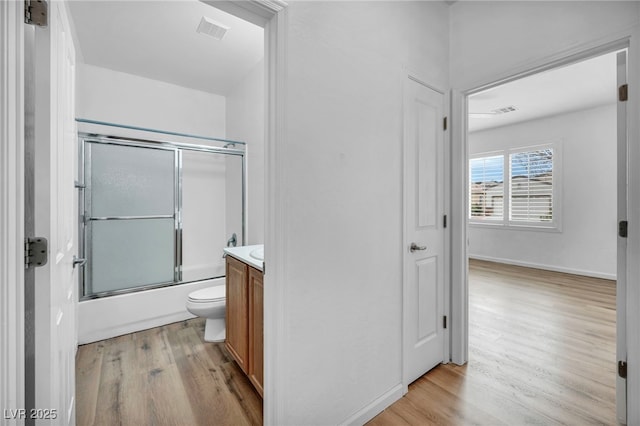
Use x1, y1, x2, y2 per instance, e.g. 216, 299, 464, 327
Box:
202, 1, 288, 424
0, 0, 288, 423
0, 0, 26, 417
401, 72, 451, 392
450, 36, 638, 423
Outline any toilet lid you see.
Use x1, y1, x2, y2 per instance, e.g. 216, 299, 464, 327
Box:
188, 286, 225, 303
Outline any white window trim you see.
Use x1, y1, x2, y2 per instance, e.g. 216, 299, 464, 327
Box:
469, 140, 562, 232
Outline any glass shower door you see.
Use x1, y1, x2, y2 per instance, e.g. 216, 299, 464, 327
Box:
85, 142, 177, 296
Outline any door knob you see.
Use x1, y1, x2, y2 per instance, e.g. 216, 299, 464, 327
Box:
73, 256, 87, 268
410, 243, 427, 252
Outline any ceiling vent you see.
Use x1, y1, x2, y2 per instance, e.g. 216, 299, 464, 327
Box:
492, 105, 518, 114
469, 105, 518, 119
196, 16, 229, 41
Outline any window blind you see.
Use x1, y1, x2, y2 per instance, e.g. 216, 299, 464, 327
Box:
509, 148, 553, 223
469, 155, 504, 220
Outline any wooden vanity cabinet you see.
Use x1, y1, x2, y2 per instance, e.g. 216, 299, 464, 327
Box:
225, 256, 249, 373
248, 267, 264, 396
225, 255, 264, 397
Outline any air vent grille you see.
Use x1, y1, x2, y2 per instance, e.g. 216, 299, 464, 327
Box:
196, 16, 229, 41
492, 105, 518, 114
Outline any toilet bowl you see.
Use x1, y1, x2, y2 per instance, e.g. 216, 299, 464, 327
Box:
186, 285, 226, 342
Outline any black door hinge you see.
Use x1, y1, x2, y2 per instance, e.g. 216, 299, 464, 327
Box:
24, 0, 48, 27
443, 215, 447, 228
443, 117, 448, 131
619, 220, 628, 238
24, 237, 48, 269
443, 316, 447, 329
619, 360, 627, 379
619, 84, 629, 102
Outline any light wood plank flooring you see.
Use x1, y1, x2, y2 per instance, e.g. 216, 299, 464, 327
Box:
369, 259, 616, 425
76, 319, 262, 425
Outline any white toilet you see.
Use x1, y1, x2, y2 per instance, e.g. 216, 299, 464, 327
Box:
186, 285, 226, 342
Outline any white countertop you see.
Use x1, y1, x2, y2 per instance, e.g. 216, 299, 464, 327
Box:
223, 244, 264, 272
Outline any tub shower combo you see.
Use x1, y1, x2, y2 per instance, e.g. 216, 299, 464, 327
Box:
76, 120, 246, 303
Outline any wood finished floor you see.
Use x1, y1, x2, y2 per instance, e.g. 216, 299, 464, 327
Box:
76, 319, 262, 426
77, 260, 616, 425
369, 259, 617, 425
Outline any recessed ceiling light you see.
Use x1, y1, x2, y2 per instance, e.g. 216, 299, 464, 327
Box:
196, 16, 229, 41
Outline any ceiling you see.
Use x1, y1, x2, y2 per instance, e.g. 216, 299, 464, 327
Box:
468, 51, 619, 132
67, 1, 264, 96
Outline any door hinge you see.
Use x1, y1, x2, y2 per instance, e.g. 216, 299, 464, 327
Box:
443, 116, 448, 131
443, 215, 447, 228
262, 262, 265, 275
619, 84, 628, 102
24, 0, 48, 27
619, 220, 628, 238
443, 316, 447, 329
24, 237, 48, 269
618, 360, 627, 379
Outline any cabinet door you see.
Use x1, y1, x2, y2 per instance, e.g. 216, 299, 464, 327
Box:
248, 267, 264, 397
226, 256, 249, 373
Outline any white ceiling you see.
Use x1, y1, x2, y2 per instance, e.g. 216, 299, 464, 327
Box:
68, 0, 264, 96
468, 51, 619, 132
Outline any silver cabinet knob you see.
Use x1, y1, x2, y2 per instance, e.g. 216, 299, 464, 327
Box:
410, 243, 427, 252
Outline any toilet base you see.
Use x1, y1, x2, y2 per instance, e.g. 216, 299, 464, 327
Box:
204, 317, 226, 343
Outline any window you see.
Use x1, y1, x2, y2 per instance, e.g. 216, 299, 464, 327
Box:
469, 155, 504, 221
469, 144, 558, 229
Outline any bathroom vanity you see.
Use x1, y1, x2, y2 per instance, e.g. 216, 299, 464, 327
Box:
223, 245, 264, 397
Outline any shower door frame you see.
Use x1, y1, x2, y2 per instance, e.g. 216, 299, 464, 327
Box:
78, 132, 247, 300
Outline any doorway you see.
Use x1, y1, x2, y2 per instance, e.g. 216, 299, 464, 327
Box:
463, 48, 627, 423
19, 1, 286, 424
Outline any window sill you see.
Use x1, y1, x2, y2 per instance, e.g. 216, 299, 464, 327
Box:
469, 221, 561, 233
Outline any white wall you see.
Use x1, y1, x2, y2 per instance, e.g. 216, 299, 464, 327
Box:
469, 104, 617, 279
76, 63, 230, 343
226, 59, 265, 245
450, 1, 640, 91
450, 2, 640, 423
77, 63, 226, 137
273, 2, 449, 424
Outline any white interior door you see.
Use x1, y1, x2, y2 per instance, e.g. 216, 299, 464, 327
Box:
616, 49, 628, 425
31, 2, 78, 424
403, 76, 446, 385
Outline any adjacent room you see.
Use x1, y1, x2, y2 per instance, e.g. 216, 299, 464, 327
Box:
67, 1, 266, 423
468, 52, 618, 423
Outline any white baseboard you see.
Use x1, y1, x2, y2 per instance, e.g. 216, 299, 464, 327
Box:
340, 384, 403, 426
469, 254, 616, 281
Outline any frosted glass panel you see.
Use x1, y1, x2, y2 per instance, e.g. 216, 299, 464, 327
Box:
181, 151, 228, 281
89, 219, 175, 294
89, 143, 175, 217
